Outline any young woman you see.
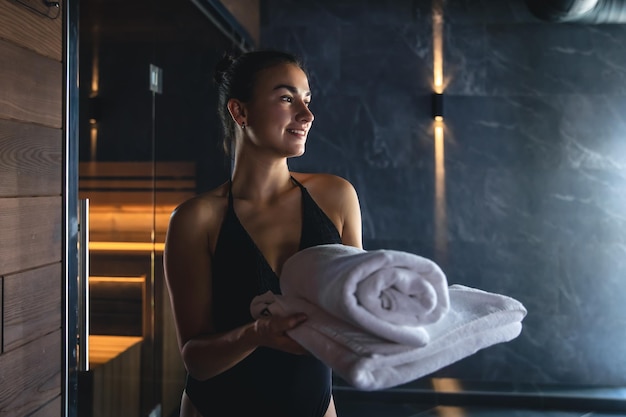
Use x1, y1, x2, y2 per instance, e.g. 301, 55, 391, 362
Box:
163, 49, 363, 417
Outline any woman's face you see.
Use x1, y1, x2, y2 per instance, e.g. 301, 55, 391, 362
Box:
241, 63, 314, 158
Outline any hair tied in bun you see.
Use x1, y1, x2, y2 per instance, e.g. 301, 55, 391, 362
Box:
214, 53, 237, 85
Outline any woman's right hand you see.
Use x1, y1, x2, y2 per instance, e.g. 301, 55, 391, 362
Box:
253, 313, 309, 355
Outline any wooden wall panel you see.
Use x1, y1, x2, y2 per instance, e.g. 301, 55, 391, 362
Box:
80, 161, 196, 178
0, 330, 61, 416
0, 197, 61, 276
0, 40, 62, 128
78, 190, 193, 206
0, 277, 3, 352
0, 0, 62, 60
0, 119, 62, 197
89, 277, 144, 336
84, 339, 142, 417
0, 1, 64, 415
3, 264, 62, 352
26, 396, 62, 417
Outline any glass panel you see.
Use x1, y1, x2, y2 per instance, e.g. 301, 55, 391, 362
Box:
76, 1, 243, 416
78, 17, 156, 411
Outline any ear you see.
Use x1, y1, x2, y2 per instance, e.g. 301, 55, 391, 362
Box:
227, 98, 246, 126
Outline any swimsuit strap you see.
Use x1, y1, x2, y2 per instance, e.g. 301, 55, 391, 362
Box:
290, 175, 304, 189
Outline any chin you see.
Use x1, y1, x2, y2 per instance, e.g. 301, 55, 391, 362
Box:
287, 147, 306, 158
290, 142, 306, 156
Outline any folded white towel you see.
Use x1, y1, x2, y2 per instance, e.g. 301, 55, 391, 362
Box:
280, 244, 449, 346
250, 285, 526, 391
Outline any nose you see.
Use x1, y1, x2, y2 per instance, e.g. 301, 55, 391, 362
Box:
297, 101, 314, 123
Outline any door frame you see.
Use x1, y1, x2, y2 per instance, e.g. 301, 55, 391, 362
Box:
63, 0, 80, 415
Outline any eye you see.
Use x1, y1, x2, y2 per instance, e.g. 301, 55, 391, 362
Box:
304, 101, 311, 107
281, 96, 293, 103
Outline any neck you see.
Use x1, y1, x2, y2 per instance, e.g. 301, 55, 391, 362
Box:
230, 156, 293, 202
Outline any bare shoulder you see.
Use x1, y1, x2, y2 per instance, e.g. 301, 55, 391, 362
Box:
173, 182, 228, 218
291, 172, 357, 198
167, 182, 230, 250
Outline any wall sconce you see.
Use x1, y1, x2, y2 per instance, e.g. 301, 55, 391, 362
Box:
432, 92, 444, 121
88, 96, 101, 124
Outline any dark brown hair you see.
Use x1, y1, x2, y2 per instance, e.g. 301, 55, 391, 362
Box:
214, 49, 308, 155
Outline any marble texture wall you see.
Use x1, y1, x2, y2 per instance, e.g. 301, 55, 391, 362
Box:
260, 0, 626, 387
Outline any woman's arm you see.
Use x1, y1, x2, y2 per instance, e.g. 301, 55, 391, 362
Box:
337, 178, 363, 250
163, 198, 308, 381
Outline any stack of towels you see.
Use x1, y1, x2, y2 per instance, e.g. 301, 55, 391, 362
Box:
250, 244, 527, 391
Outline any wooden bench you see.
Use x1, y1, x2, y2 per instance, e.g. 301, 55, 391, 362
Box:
89, 276, 145, 336
79, 335, 143, 417
78, 161, 192, 416
79, 161, 196, 244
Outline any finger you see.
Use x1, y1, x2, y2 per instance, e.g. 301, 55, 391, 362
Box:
284, 313, 307, 329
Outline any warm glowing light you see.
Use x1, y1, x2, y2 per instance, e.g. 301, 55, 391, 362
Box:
432, 379, 466, 416
432, 377, 463, 392
91, 27, 100, 95
432, 0, 447, 262
436, 406, 467, 417
89, 276, 145, 283
89, 241, 165, 253
91, 62, 99, 95
434, 120, 447, 260
89, 335, 143, 367
434, 123, 445, 172
90, 124, 98, 161
432, 1, 444, 93
89, 27, 100, 162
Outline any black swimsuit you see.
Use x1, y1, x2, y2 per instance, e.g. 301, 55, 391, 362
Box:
185, 176, 342, 417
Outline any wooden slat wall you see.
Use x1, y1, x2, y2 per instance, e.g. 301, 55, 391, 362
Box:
0, 40, 63, 128
0, 119, 62, 197
89, 277, 145, 336
0, 197, 62, 273
0, 1, 64, 416
0, 0, 62, 60
28, 398, 63, 417
79, 161, 196, 243
3, 264, 62, 352
0, 330, 62, 416
87, 339, 142, 417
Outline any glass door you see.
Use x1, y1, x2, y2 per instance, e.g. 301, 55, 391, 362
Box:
77, 5, 161, 414
73, 1, 252, 416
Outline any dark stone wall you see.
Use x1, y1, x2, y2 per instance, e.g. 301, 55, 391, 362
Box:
261, 0, 626, 387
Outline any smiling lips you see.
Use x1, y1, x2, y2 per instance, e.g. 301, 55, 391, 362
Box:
287, 128, 307, 137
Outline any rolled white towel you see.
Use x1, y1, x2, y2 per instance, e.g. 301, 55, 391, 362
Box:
250, 285, 527, 391
280, 244, 449, 346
